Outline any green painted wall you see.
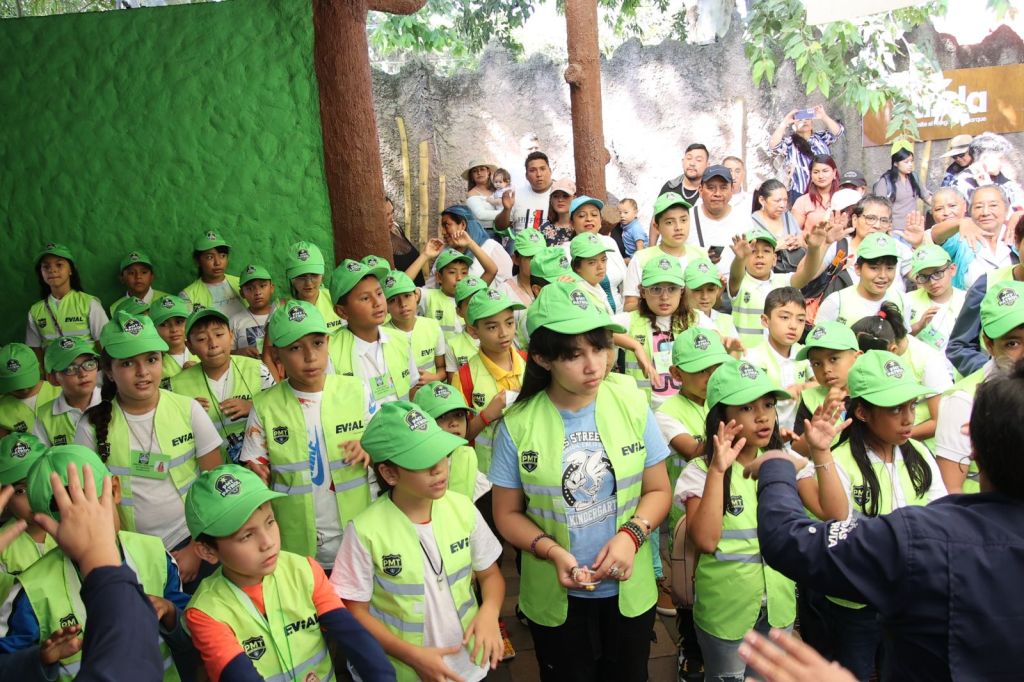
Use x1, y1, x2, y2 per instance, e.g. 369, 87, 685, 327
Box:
0, 0, 333, 343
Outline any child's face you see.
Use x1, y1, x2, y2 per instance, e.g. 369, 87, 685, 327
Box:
436, 410, 469, 439
387, 291, 418, 323
40, 255, 72, 291
807, 348, 858, 388
241, 280, 274, 310
724, 396, 778, 450
671, 364, 718, 402
274, 333, 328, 391
493, 174, 509, 190
6, 480, 32, 523
984, 327, 1024, 371
203, 503, 281, 582
157, 317, 187, 352
762, 302, 806, 349
618, 203, 637, 224
571, 205, 602, 234
188, 322, 233, 371
540, 336, 608, 400
855, 260, 897, 298
383, 457, 450, 501
197, 248, 228, 281
747, 240, 777, 279
438, 263, 469, 296
855, 400, 915, 446
456, 298, 471, 322
916, 264, 954, 299
109, 352, 163, 403
656, 208, 689, 247
54, 353, 98, 399
470, 310, 516, 355
336, 277, 387, 329
290, 274, 322, 302
641, 281, 682, 317
11, 384, 40, 400
685, 283, 720, 314
121, 264, 154, 297
575, 253, 607, 286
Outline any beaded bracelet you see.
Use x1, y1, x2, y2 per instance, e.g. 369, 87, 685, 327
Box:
618, 527, 640, 552
622, 521, 647, 548
630, 515, 652, 535
530, 532, 555, 558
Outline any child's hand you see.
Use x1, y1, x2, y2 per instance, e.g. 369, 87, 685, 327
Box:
711, 419, 746, 473
730, 235, 753, 260
911, 306, 940, 335
194, 396, 211, 411
723, 336, 745, 356
803, 398, 852, 454
408, 645, 465, 682
245, 459, 270, 485
805, 220, 828, 249
0, 486, 26, 552
219, 398, 252, 421
40, 625, 82, 666
743, 449, 809, 480
423, 238, 445, 259
171, 542, 202, 584
463, 609, 503, 671
591, 530, 637, 582
481, 392, 508, 423
148, 595, 178, 630
182, 360, 198, 370
340, 440, 372, 468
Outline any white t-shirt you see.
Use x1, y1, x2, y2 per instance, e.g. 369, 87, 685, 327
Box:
346, 330, 420, 404
560, 235, 626, 308
74, 399, 222, 550
622, 245, 704, 300
815, 287, 906, 329
229, 309, 271, 351
675, 454, 815, 510
331, 507, 503, 682
507, 183, 552, 236
935, 361, 996, 466
686, 203, 751, 273
834, 446, 947, 514
25, 296, 108, 347
471, 240, 514, 285
34, 387, 101, 445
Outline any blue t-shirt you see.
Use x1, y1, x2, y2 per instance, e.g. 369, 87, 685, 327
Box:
621, 219, 647, 257
490, 399, 669, 598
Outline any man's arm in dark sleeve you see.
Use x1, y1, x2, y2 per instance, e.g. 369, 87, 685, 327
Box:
946, 276, 988, 376
756, 458, 909, 609
320, 608, 396, 681
219, 654, 264, 682
0, 647, 59, 682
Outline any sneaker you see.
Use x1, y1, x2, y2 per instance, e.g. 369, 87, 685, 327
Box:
677, 652, 704, 682
656, 578, 677, 616
499, 618, 516, 660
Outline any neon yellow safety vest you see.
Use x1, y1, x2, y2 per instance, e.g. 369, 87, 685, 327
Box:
253, 375, 372, 557
448, 444, 479, 500
423, 289, 459, 335
18, 531, 180, 681
732, 273, 792, 349
655, 393, 707, 546
387, 316, 443, 374
110, 290, 170, 317
159, 352, 193, 390
709, 310, 739, 342
352, 492, 478, 682
800, 384, 828, 414
459, 353, 519, 476
99, 390, 202, 532
0, 382, 61, 434
898, 336, 943, 450
691, 456, 796, 639
630, 244, 706, 274
623, 311, 688, 398
446, 331, 478, 371
186, 551, 333, 681
832, 287, 905, 327
942, 368, 986, 494
503, 382, 656, 626
311, 288, 344, 334
903, 287, 966, 351
28, 291, 99, 349
180, 275, 242, 312
35, 395, 90, 447
744, 343, 811, 419
0, 519, 57, 622
170, 357, 265, 464
327, 328, 413, 401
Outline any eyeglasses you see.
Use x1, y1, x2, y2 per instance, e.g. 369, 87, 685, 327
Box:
860, 214, 892, 226
61, 359, 99, 376
646, 285, 681, 297
914, 264, 951, 285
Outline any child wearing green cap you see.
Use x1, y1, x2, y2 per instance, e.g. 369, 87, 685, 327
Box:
816, 232, 908, 328
443, 276, 487, 378
239, 300, 376, 570
149, 295, 198, 389
813, 351, 946, 680
179, 230, 244, 318
27, 243, 109, 362
184, 464, 394, 682
501, 228, 546, 305
569, 232, 621, 314
110, 250, 169, 317
406, 235, 499, 337
383, 269, 448, 386
904, 244, 965, 352
936, 280, 1024, 494
282, 241, 344, 334
1, 445, 193, 680
77, 311, 223, 587
34, 337, 101, 446
171, 308, 276, 465
0, 343, 62, 438
683, 258, 742, 344
230, 263, 276, 359
332, 401, 505, 682
328, 259, 419, 403
489, 281, 672, 681
412, 381, 482, 499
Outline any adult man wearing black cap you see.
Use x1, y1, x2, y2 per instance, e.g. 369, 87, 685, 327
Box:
690, 165, 749, 273
838, 170, 867, 196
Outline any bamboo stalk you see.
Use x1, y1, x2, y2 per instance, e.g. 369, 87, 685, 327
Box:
396, 117, 412, 234
438, 175, 446, 216
418, 141, 429, 245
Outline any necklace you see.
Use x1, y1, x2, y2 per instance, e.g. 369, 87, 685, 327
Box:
123, 407, 156, 455
419, 539, 445, 585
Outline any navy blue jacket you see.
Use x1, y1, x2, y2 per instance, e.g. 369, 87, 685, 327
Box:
945, 272, 990, 376
757, 458, 1024, 682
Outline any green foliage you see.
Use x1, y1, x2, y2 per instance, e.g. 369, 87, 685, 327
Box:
0, 0, 113, 17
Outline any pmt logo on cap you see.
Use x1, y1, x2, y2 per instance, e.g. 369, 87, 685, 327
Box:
528, 232, 540, 242
205, 231, 218, 240
587, 234, 599, 244
296, 248, 310, 261
245, 265, 257, 274
694, 333, 710, 351
811, 326, 827, 340
697, 262, 710, 273
569, 289, 589, 310
997, 287, 1019, 307
558, 255, 569, 269
9, 440, 30, 459
127, 252, 140, 262
486, 289, 502, 300
433, 384, 451, 399
384, 276, 396, 288
738, 362, 759, 380
465, 278, 479, 287
405, 409, 429, 431
346, 262, 362, 272
884, 360, 905, 379
287, 306, 306, 323
160, 297, 174, 309
122, 318, 144, 336
366, 256, 381, 266
59, 338, 74, 350
658, 258, 671, 270
215, 473, 242, 497
5, 359, 20, 373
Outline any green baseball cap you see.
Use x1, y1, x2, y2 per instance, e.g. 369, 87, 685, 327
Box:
435, 248, 473, 273
706, 358, 790, 410
746, 226, 778, 249
285, 241, 326, 280
653, 192, 692, 221
240, 263, 273, 286
361, 400, 466, 470
684, 258, 722, 290
412, 380, 476, 418
361, 255, 391, 280
27, 445, 110, 520
909, 244, 952, 276
671, 327, 731, 373
641, 255, 685, 287
514, 229, 547, 258
530, 247, 573, 284
526, 281, 627, 336
0, 343, 42, 393
185, 307, 229, 337
44, 336, 99, 373
857, 232, 899, 261
99, 311, 169, 359
796, 321, 859, 361
454, 276, 488, 304
193, 230, 230, 252
116, 297, 150, 317
569, 232, 613, 259
980, 280, 1024, 339
847, 350, 933, 407
382, 270, 416, 299
185, 464, 285, 539
119, 250, 153, 272
467, 288, 525, 326
0, 433, 47, 485
268, 299, 328, 347
149, 295, 191, 326
37, 242, 75, 262
330, 259, 379, 304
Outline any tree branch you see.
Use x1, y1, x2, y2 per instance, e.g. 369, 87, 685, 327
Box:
367, 0, 426, 15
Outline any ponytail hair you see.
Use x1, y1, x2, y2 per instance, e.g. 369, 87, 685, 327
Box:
84, 352, 119, 462
701, 400, 784, 515
851, 301, 907, 351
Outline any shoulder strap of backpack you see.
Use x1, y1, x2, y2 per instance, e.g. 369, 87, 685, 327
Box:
458, 362, 474, 407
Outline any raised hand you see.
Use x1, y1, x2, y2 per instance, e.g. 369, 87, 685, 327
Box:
731, 234, 753, 260
423, 238, 445, 259
903, 211, 926, 248
501, 189, 516, 211
711, 419, 746, 473
802, 399, 852, 453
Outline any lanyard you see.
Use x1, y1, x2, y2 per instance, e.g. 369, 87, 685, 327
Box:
202, 358, 257, 431
44, 297, 66, 337
227, 577, 297, 679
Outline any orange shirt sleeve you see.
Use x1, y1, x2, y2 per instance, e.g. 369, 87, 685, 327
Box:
185, 607, 247, 682
307, 556, 345, 615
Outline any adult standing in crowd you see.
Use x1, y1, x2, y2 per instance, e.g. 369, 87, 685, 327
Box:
508, 132, 543, 188
791, 155, 839, 232
464, 160, 501, 236
872, 146, 931, 239
689, 165, 750, 273
939, 134, 973, 188
750, 179, 805, 273
386, 195, 425, 286
953, 132, 1024, 210
769, 106, 844, 206
495, 151, 555, 244
723, 156, 751, 210
540, 178, 577, 246
661, 143, 710, 206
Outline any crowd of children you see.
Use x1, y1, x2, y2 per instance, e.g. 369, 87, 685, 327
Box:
0, 158, 1019, 682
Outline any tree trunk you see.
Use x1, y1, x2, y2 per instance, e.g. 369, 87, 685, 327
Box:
564, 0, 608, 202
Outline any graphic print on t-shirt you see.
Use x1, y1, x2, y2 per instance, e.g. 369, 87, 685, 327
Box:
562, 431, 616, 529
650, 328, 681, 400
244, 325, 265, 349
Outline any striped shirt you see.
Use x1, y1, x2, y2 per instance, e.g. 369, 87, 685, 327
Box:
772, 126, 844, 194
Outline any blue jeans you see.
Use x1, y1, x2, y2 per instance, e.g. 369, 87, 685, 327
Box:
695, 604, 790, 682
825, 599, 881, 682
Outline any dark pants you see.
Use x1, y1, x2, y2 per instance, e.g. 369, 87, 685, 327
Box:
825, 599, 881, 682
528, 597, 655, 682
796, 585, 833, 658
676, 605, 704, 665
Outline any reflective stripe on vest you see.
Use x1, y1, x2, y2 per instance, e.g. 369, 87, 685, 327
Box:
29, 291, 98, 347
327, 328, 413, 401
732, 274, 790, 348
387, 317, 443, 373
624, 312, 655, 392
424, 289, 459, 334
